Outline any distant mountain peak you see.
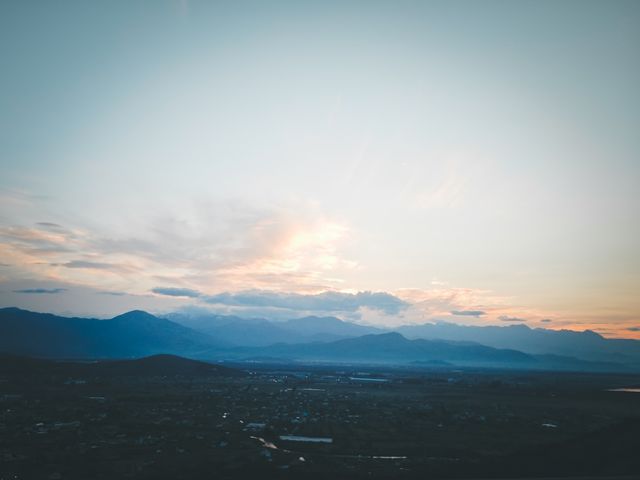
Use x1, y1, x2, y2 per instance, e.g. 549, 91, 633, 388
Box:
111, 310, 159, 322
507, 324, 531, 330
377, 331, 405, 339
347, 331, 408, 345
581, 329, 603, 338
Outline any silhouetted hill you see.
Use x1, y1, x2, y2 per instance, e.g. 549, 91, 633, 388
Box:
0, 353, 243, 378
93, 354, 244, 377
236, 332, 537, 367
0, 308, 226, 359
225, 332, 629, 371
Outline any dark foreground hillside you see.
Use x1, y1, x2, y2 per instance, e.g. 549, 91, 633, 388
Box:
1, 355, 639, 479
0, 353, 244, 379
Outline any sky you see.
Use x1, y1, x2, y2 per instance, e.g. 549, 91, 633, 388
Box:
1, 1, 639, 337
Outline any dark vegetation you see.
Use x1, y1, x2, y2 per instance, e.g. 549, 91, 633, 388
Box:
0, 353, 244, 379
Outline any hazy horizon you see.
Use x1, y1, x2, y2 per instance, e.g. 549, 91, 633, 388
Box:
1, 1, 639, 338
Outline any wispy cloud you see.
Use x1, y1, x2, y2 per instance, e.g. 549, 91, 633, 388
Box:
451, 310, 485, 317
0, 225, 74, 255
60, 260, 125, 270
202, 290, 408, 314
152, 287, 201, 298
413, 153, 476, 210
12, 288, 67, 294
0, 199, 356, 296
1, 192, 635, 338
35, 222, 65, 230
498, 315, 527, 322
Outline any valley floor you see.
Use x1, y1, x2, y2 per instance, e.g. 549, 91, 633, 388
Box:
1, 360, 639, 479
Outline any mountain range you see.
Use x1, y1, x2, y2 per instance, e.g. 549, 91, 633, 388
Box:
1, 307, 639, 372
169, 310, 640, 366
165, 312, 381, 346
0, 307, 225, 359
397, 322, 640, 364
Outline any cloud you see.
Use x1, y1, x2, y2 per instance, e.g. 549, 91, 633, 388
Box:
498, 315, 527, 322
36, 222, 65, 230
0, 279, 188, 318
61, 260, 120, 270
393, 288, 506, 321
0, 196, 361, 300
0, 195, 577, 331
152, 287, 201, 298
627, 327, 640, 332
12, 288, 67, 294
450, 310, 485, 317
0, 226, 74, 255
203, 290, 408, 314
540, 318, 553, 323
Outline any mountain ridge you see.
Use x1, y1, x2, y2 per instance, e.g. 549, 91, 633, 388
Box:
167, 309, 640, 364
1, 307, 638, 372
0, 307, 226, 359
